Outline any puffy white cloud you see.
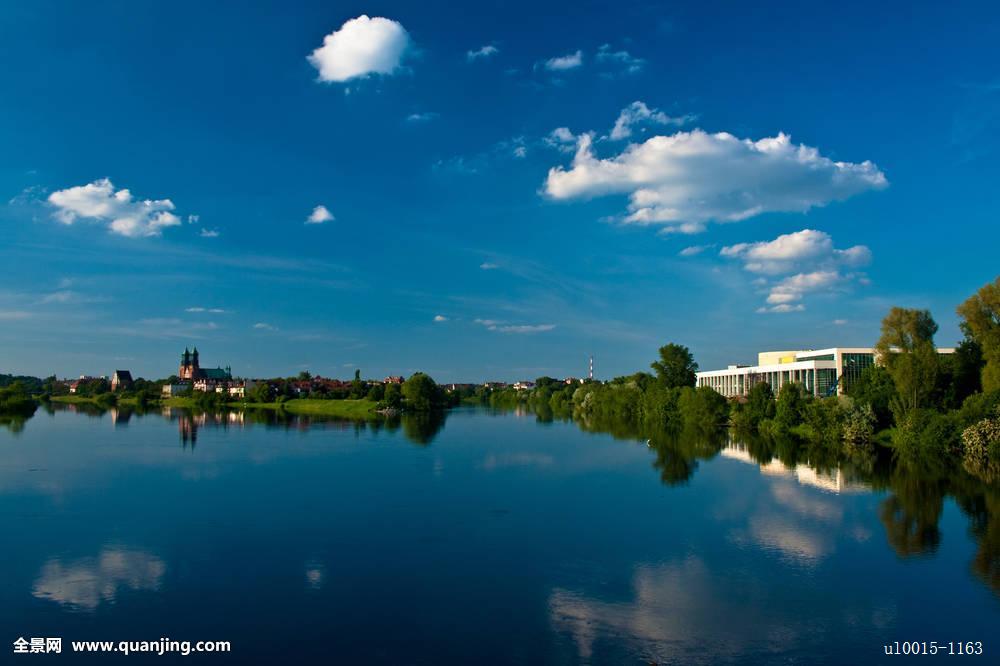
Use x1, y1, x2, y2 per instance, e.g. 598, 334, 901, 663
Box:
608, 101, 694, 141
433, 314, 448, 322
720, 229, 871, 275
47, 178, 183, 238
479, 262, 499, 270
543, 50, 583, 71
467, 44, 499, 62
306, 205, 334, 224
199, 228, 219, 238
679, 245, 710, 257
754, 270, 847, 313
186, 307, 226, 313
720, 229, 872, 313
544, 131, 887, 230
307, 15, 411, 83
474, 318, 555, 333
253, 322, 277, 331
833, 318, 848, 325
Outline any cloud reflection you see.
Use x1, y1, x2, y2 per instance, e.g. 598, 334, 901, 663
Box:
32, 547, 166, 610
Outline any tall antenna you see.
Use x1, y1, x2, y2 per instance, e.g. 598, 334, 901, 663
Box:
589, 354, 594, 380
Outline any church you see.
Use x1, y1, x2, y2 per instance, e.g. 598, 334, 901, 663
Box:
178, 347, 232, 382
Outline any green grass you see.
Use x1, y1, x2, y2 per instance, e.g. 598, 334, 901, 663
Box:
237, 398, 378, 418
162, 396, 197, 408
51, 394, 147, 407
55, 394, 379, 419
50, 394, 98, 404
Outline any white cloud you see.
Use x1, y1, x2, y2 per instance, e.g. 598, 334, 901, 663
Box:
467, 44, 499, 62
755, 270, 846, 313
307, 15, 411, 83
595, 44, 645, 74
406, 111, 438, 123
474, 318, 555, 334
544, 127, 578, 153
833, 318, 848, 325
199, 228, 220, 238
679, 245, 709, 257
306, 205, 334, 224
186, 307, 226, 313
720, 229, 871, 313
479, 262, 499, 270
433, 314, 448, 322
47, 178, 184, 238
608, 101, 694, 141
543, 50, 583, 71
253, 322, 277, 331
544, 131, 887, 230
720, 229, 871, 275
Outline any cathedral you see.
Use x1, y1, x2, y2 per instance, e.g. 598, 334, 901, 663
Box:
178, 347, 232, 381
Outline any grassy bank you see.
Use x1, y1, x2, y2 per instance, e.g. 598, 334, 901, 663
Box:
236, 398, 378, 418
51, 394, 144, 406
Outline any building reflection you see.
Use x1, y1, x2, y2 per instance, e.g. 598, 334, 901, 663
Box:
719, 441, 868, 494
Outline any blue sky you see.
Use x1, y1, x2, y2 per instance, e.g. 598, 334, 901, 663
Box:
1, 0, 998, 381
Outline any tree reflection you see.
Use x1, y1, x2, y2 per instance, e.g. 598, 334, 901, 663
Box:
400, 411, 445, 446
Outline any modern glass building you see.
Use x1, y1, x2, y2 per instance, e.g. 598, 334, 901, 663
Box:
695, 347, 953, 398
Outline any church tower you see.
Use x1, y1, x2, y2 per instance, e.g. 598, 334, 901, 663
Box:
178, 347, 201, 380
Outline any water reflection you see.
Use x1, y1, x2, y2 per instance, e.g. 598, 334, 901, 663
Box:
12, 403, 1000, 604
549, 556, 897, 663
151, 406, 447, 448
32, 547, 166, 611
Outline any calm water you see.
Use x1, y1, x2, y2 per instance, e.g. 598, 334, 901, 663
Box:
2, 405, 998, 664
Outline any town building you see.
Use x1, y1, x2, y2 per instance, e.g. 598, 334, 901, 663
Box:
110, 370, 133, 392
162, 383, 190, 397
384, 376, 405, 384
68, 375, 105, 394
696, 347, 954, 398
175, 348, 237, 394
513, 381, 536, 391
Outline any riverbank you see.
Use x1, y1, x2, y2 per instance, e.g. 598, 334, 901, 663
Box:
237, 398, 378, 418
52, 394, 379, 418
50, 394, 144, 406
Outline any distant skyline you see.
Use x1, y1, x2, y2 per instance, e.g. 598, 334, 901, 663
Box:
2, 1, 999, 381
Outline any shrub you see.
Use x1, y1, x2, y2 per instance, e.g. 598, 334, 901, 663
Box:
677, 386, 729, 429
842, 402, 876, 451
0, 382, 38, 417
961, 408, 1000, 483
892, 408, 962, 463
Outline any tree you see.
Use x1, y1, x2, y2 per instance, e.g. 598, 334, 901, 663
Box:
248, 382, 273, 403
875, 307, 940, 417
366, 383, 385, 402
402, 372, 441, 411
848, 365, 897, 429
774, 382, 807, 430
746, 381, 776, 426
382, 382, 402, 409
957, 276, 1000, 393
650, 343, 698, 389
